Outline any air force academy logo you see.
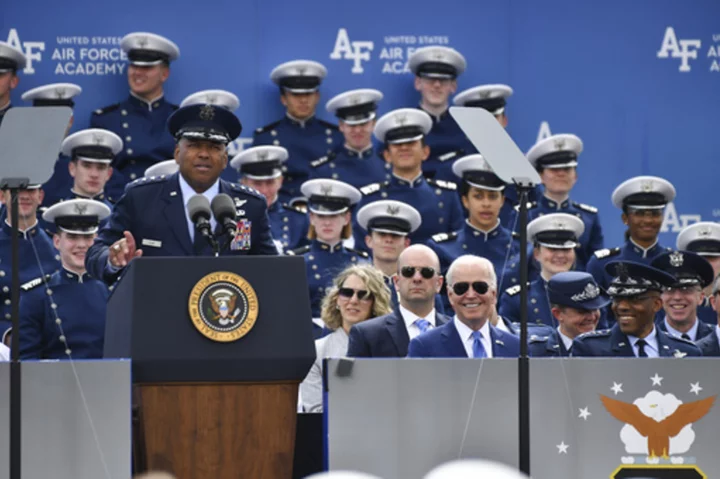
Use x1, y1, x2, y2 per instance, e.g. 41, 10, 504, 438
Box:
330, 28, 374, 74
657, 27, 702, 72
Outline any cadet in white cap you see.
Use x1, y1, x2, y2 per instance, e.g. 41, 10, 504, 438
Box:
453, 83, 513, 128
288, 179, 368, 330
677, 221, 720, 325
525, 133, 603, 272
143, 159, 179, 178
356, 108, 464, 246
231, 146, 308, 251
253, 60, 343, 204
310, 88, 391, 188
0, 41, 26, 127
91, 32, 181, 198
407, 46, 475, 183
499, 213, 593, 328
18, 199, 111, 359
586, 175, 675, 292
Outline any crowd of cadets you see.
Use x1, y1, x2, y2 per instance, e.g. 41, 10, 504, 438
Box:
0, 31, 719, 360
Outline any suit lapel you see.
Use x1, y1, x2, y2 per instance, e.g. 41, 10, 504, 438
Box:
161, 174, 192, 255
441, 322, 468, 357
385, 310, 410, 356
610, 326, 635, 357
657, 331, 676, 357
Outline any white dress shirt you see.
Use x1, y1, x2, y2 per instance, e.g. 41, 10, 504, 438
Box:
454, 317, 493, 358
0, 343, 9, 361
178, 174, 220, 242
400, 305, 436, 339
628, 327, 659, 358
557, 328, 574, 351
664, 317, 698, 341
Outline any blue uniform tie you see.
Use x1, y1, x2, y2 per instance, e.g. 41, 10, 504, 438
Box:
414, 318, 431, 334
636, 339, 648, 358
472, 331, 487, 358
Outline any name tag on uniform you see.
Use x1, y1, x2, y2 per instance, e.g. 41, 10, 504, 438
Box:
141, 238, 163, 248
231, 219, 252, 251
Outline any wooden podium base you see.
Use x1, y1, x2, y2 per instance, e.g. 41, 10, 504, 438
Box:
137, 382, 299, 479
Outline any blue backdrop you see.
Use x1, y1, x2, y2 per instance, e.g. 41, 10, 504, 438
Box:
3, 0, 719, 247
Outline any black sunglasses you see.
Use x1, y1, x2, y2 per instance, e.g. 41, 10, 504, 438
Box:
451, 281, 490, 295
400, 266, 437, 279
338, 287, 374, 301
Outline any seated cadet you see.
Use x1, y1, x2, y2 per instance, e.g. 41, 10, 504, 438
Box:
427, 154, 521, 300
677, 222, 720, 324
310, 88, 391, 188
0, 41, 26, 127
85, 104, 278, 285
526, 134, 603, 272
230, 146, 308, 252
528, 272, 609, 357
586, 175, 675, 291
407, 46, 475, 183
287, 179, 368, 331
696, 274, 720, 356
651, 250, 714, 342
252, 60, 343, 204
18, 199, 111, 359
347, 244, 450, 357
408, 255, 520, 358
179, 89, 241, 183
356, 108, 464, 245
572, 261, 702, 357
22, 83, 82, 207
499, 213, 585, 327
0, 184, 60, 341
91, 32, 180, 198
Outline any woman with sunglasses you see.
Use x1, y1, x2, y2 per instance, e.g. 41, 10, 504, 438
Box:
288, 179, 369, 335
300, 264, 392, 412
586, 176, 676, 292
498, 213, 585, 327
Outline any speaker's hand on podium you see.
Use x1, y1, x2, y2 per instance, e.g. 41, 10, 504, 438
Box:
109, 231, 143, 268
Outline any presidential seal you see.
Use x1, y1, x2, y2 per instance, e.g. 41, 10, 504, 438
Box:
188, 271, 259, 342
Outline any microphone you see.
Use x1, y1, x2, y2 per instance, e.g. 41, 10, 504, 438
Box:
187, 194, 213, 240
211, 194, 238, 237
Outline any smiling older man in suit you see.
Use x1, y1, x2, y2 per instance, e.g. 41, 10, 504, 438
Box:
408, 255, 520, 358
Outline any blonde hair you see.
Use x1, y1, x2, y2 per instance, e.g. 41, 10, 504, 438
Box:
321, 264, 392, 330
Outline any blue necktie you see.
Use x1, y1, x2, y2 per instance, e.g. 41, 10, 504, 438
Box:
414, 318, 431, 334
472, 331, 487, 358
636, 339, 648, 358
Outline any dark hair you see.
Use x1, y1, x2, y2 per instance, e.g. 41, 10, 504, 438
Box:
383, 137, 427, 152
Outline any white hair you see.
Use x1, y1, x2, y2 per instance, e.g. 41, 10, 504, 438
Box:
446, 255, 497, 290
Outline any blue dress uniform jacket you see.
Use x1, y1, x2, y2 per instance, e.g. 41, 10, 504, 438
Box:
268, 201, 308, 251
347, 308, 451, 357
252, 116, 343, 203
696, 330, 720, 357
586, 240, 671, 291
499, 279, 554, 328
656, 316, 714, 342
0, 221, 60, 334
18, 268, 110, 359
420, 108, 476, 183
527, 196, 604, 272
528, 329, 570, 357
90, 95, 178, 198
571, 325, 702, 357
357, 175, 464, 245
696, 297, 716, 325
288, 240, 369, 319
40, 154, 74, 207
309, 146, 391, 189
86, 173, 278, 284
407, 320, 520, 358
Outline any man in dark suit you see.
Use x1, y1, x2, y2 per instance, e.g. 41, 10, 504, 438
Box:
347, 244, 450, 357
408, 255, 520, 358
572, 261, 702, 357
86, 104, 278, 284
696, 274, 720, 357
652, 250, 715, 342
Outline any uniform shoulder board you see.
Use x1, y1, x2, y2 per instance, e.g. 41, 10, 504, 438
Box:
431, 231, 458, 243
318, 119, 339, 130
505, 284, 522, 296
512, 231, 520, 240
572, 201, 598, 214
287, 245, 311, 256
21, 275, 49, 292
577, 328, 611, 340
347, 247, 370, 259
283, 203, 306, 215
437, 149, 464, 162
514, 201, 537, 212
310, 152, 335, 168
126, 174, 166, 190
426, 178, 457, 190
254, 119, 282, 134
231, 182, 266, 201
529, 335, 549, 344
93, 103, 120, 115
360, 182, 385, 195
593, 247, 621, 259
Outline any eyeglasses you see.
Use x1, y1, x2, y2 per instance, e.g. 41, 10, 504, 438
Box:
451, 281, 490, 296
338, 287, 374, 301
400, 266, 437, 279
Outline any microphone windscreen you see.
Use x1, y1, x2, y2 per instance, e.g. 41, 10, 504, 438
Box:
211, 193, 237, 221
187, 194, 212, 223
